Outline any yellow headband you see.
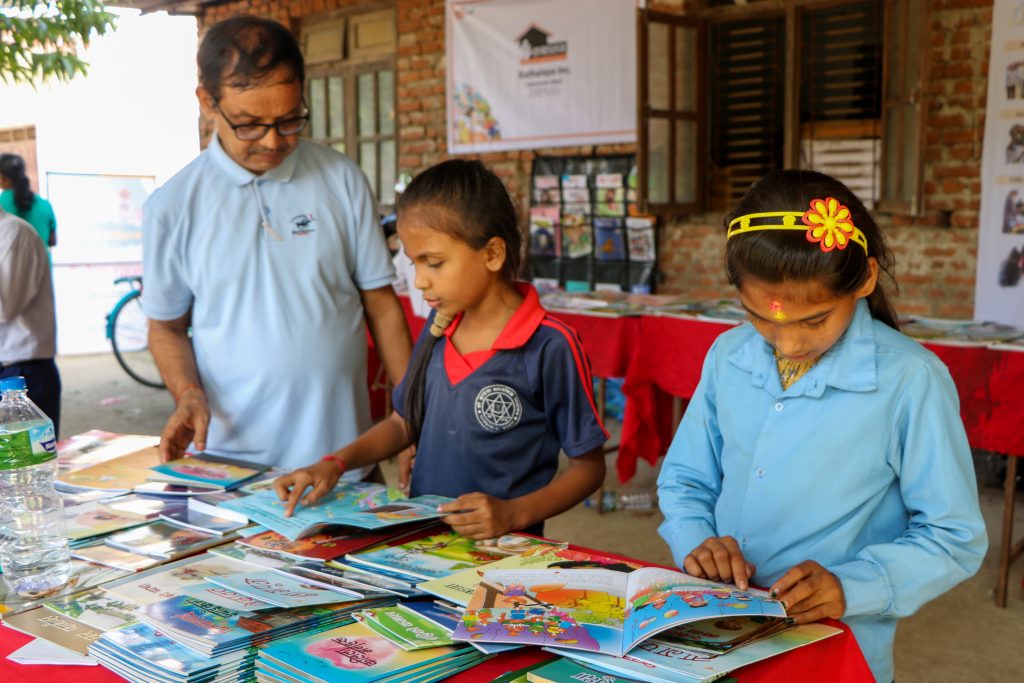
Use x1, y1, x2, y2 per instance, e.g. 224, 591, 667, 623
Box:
727, 197, 868, 255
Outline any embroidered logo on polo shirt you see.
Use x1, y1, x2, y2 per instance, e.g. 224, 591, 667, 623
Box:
291, 213, 316, 236
474, 384, 522, 433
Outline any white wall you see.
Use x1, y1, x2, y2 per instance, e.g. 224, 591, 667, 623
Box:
0, 9, 199, 355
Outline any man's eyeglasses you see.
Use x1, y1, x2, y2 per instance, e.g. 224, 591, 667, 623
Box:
213, 99, 310, 141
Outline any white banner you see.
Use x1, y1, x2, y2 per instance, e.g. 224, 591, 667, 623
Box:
975, 0, 1024, 325
446, 0, 637, 154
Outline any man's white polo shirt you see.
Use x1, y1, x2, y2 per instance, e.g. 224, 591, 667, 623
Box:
142, 136, 395, 472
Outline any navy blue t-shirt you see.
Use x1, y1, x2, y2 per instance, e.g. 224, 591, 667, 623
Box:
393, 286, 607, 509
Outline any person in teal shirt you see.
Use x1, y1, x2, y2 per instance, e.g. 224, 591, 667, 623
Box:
657, 170, 986, 683
0, 153, 57, 258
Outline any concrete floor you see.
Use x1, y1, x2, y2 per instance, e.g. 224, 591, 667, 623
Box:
56, 352, 1024, 681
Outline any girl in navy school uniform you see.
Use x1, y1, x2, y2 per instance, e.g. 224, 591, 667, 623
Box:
275, 159, 607, 540
656, 170, 987, 682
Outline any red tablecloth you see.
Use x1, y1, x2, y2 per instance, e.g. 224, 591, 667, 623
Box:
0, 608, 871, 683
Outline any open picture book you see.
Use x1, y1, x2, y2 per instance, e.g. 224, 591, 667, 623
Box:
220, 481, 453, 540
451, 566, 787, 657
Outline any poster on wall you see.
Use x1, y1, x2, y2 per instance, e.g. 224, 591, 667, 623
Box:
46, 172, 154, 265
975, 0, 1024, 325
446, 0, 638, 154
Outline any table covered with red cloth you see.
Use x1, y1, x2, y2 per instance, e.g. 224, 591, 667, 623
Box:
0, 607, 872, 683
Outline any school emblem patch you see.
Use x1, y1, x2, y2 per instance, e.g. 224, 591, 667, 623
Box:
474, 384, 522, 433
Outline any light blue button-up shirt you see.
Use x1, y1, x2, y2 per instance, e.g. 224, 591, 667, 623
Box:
657, 299, 987, 682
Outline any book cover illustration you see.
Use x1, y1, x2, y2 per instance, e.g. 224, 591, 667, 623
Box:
451, 567, 785, 657
63, 501, 150, 541
160, 506, 250, 535
239, 526, 405, 562
563, 223, 593, 259
349, 532, 560, 582
101, 552, 258, 606
626, 217, 657, 262
57, 446, 161, 492
562, 187, 590, 204
596, 187, 626, 217
273, 562, 402, 598
209, 540, 297, 570
526, 658, 638, 683
594, 218, 626, 261
533, 175, 560, 205
551, 622, 841, 683
104, 520, 227, 559
149, 453, 268, 490
2, 605, 107, 656
208, 570, 362, 608
561, 174, 588, 189
529, 206, 560, 257
221, 481, 452, 541
44, 587, 140, 631
596, 173, 624, 189
71, 543, 159, 571
57, 431, 159, 471
180, 580, 277, 611
355, 605, 455, 650
418, 544, 635, 608
258, 618, 468, 683
561, 203, 592, 224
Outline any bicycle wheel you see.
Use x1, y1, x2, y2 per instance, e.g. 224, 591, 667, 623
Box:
110, 291, 166, 388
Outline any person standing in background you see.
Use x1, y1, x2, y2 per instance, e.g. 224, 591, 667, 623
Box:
0, 154, 58, 261
0, 207, 61, 434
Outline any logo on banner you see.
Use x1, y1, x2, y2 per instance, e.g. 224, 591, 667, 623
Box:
516, 24, 568, 64
474, 384, 522, 432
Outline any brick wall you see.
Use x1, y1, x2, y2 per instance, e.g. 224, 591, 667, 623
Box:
191, 0, 989, 319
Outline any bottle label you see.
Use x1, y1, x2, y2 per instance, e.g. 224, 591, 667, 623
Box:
0, 425, 57, 470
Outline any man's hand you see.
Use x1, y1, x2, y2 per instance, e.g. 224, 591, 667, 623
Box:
683, 536, 757, 591
159, 387, 209, 463
770, 560, 846, 624
438, 492, 522, 540
274, 459, 344, 518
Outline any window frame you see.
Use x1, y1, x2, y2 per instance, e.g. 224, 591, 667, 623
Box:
639, 0, 926, 216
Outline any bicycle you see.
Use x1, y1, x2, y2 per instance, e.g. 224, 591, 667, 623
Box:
105, 275, 166, 388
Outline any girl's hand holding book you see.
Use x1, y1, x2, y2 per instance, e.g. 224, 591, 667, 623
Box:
769, 559, 846, 624
438, 492, 521, 540
274, 458, 344, 518
684, 535, 757, 591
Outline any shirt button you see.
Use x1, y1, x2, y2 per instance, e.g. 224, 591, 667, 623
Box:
756, 467, 766, 478
774, 401, 784, 412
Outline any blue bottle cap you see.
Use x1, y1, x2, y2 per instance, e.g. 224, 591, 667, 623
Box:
0, 376, 27, 392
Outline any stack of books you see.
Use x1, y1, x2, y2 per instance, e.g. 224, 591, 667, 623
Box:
256, 618, 489, 683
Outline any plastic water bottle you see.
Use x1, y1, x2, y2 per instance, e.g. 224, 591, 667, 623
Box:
0, 376, 71, 598
619, 490, 655, 511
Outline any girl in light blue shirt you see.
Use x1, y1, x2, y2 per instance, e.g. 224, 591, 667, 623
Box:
657, 170, 987, 682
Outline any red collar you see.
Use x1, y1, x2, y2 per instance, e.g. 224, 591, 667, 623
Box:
444, 282, 547, 350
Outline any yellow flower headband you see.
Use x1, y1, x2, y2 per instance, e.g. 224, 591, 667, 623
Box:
727, 197, 868, 254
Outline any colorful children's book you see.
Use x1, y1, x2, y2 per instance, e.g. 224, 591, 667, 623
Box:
100, 552, 258, 606
272, 562, 404, 598
258, 618, 471, 683
56, 431, 160, 471
63, 501, 150, 541
89, 622, 255, 677
563, 223, 593, 259
626, 217, 657, 262
179, 580, 277, 611
221, 480, 453, 541
160, 506, 251, 535
239, 526, 408, 562
71, 543, 160, 571
551, 622, 842, 683
207, 570, 363, 608
530, 206, 560, 257
2, 605, 107, 656
355, 605, 455, 650
43, 587, 140, 631
594, 218, 626, 260
209, 540, 297, 570
148, 453, 270, 490
526, 658, 638, 683
451, 567, 786, 657
56, 446, 162, 493
419, 544, 638, 607
104, 520, 231, 559
347, 532, 563, 582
